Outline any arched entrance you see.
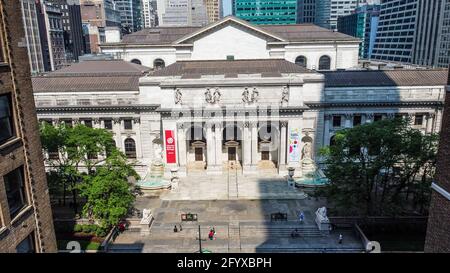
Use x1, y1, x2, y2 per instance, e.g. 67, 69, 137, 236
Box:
222, 125, 242, 170
186, 125, 207, 172
258, 124, 279, 171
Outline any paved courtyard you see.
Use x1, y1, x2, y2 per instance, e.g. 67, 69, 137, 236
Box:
109, 198, 365, 253
158, 172, 308, 201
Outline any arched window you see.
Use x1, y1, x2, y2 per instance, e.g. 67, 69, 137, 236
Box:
124, 138, 136, 159
295, 56, 307, 67
130, 59, 142, 65
318, 55, 331, 70
330, 135, 336, 146
153, 58, 165, 70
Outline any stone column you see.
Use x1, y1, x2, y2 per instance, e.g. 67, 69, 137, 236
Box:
206, 123, 215, 171
251, 121, 259, 169
323, 114, 331, 146
242, 121, 252, 173
113, 118, 123, 151
408, 113, 416, 126
426, 113, 435, 133
278, 121, 287, 174
177, 123, 187, 174
214, 122, 223, 173
344, 113, 352, 128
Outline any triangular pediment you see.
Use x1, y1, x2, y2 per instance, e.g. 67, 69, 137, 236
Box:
173, 16, 286, 45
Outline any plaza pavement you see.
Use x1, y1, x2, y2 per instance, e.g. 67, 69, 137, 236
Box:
110, 198, 365, 253
159, 172, 308, 201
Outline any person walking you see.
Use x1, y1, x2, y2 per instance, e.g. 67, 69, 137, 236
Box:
208, 229, 214, 240
174, 225, 178, 233
338, 234, 343, 244
299, 211, 305, 223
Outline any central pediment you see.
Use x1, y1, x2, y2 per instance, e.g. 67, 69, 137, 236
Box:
173, 16, 286, 45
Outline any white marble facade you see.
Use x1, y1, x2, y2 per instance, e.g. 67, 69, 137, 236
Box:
35, 70, 446, 177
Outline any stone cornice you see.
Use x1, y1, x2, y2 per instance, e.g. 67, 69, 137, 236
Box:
306, 101, 444, 108
36, 104, 159, 113
156, 106, 309, 116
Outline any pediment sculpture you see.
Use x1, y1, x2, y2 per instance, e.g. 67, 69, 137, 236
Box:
174, 88, 182, 104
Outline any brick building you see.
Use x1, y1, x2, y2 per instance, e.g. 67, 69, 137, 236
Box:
425, 69, 450, 253
0, 0, 57, 252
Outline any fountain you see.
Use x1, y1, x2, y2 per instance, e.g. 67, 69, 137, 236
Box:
136, 144, 171, 190
294, 142, 329, 188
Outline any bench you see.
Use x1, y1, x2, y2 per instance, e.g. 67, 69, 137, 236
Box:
271, 212, 288, 222
181, 213, 198, 222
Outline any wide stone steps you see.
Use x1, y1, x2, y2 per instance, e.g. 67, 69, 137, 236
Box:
240, 228, 324, 238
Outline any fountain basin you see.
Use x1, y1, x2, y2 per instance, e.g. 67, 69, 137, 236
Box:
136, 178, 171, 190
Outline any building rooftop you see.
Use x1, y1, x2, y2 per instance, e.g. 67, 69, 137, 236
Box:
32, 60, 150, 92
110, 16, 358, 46
323, 69, 449, 87
149, 59, 313, 78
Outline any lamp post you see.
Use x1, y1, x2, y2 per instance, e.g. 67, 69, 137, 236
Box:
287, 167, 295, 188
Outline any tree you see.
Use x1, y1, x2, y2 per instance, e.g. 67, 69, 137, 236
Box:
77, 151, 138, 228
319, 118, 438, 216
40, 123, 128, 215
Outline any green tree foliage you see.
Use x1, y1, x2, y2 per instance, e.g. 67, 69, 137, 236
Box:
78, 151, 138, 228
40, 123, 138, 226
320, 118, 438, 216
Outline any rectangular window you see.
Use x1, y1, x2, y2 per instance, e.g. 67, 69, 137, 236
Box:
333, 116, 342, 127
374, 114, 383, 122
0, 94, 15, 144
16, 232, 36, 253
83, 119, 92, 128
104, 119, 113, 130
4, 166, 27, 219
414, 115, 424, 126
124, 119, 132, 130
353, 115, 362, 126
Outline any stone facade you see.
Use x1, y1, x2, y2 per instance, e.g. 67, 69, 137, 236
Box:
0, 0, 57, 252
100, 16, 361, 70
425, 72, 450, 253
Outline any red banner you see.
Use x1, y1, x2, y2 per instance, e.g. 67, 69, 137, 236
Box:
165, 130, 176, 164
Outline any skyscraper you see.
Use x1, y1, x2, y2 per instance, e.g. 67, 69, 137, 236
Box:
142, 0, 158, 28
338, 4, 380, 59
371, 0, 449, 67
20, 0, 46, 74
156, 0, 208, 26
297, 0, 316, 23
114, 0, 143, 33
0, 0, 57, 253
47, 0, 85, 62
316, 0, 360, 30
204, 0, 221, 23
234, 0, 297, 25
424, 69, 450, 253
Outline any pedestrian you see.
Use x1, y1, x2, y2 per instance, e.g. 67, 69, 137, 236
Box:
338, 234, 343, 244
174, 225, 178, 233
299, 211, 305, 223
208, 229, 214, 240
179, 224, 183, 231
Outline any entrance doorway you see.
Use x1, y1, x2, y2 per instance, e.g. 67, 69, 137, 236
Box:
261, 151, 270, 160
228, 147, 236, 161
195, 147, 203, 161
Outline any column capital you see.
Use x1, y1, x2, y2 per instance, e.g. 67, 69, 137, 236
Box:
72, 118, 80, 125
365, 113, 374, 119
133, 117, 140, 124
250, 121, 258, 128
324, 114, 332, 120
344, 113, 353, 119
93, 118, 101, 124
428, 112, 436, 119
243, 121, 250, 128
113, 118, 121, 124
280, 121, 288, 128
177, 123, 184, 129
386, 113, 395, 119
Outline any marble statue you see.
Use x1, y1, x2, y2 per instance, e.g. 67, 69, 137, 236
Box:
316, 207, 328, 221
242, 88, 250, 103
213, 88, 221, 103
251, 88, 259, 103
140, 208, 152, 225
153, 142, 163, 163
174, 88, 182, 104
302, 142, 312, 159
281, 86, 289, 103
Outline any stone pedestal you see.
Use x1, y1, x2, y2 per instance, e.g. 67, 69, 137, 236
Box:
315, 207, 330, 234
